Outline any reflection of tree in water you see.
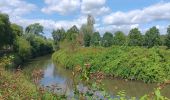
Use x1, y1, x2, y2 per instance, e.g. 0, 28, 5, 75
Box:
50, 64, 74, 95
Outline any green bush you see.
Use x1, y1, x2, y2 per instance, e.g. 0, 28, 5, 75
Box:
14, 37, 32, 61
52, 46, 170, 83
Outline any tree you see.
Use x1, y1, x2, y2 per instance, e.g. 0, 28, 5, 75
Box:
113, 31, 126, 46
11, 23, 23, 37
128, 28, 143, 46
91, 32, 101, 46
52, 28, 66, 42
83, 33, 91, 47
14, 37, 31, 61
102, 32, 113, 47
66, 25, 79, 41
81, 15, 95, 47
52, 28, 66, 50
25, 23, 44, 35
165, 25, 170, 48
0, 13, 13, 48
144, 26, 161, 48
87, 14, 95, 34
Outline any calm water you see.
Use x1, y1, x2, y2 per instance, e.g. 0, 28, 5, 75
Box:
23, 55, 170, 98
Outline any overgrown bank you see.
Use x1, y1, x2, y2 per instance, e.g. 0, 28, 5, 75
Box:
52, 46, 170, 83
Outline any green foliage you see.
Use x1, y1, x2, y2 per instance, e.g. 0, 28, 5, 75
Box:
128, 28, 143, 46
14, 36, 32, 61
144, 26, 161, 48
52, 28, 66, 50
165, 25, 170, 48
113, 31, 126, 46
66, 25, 79, 41
102, 32, 113, 47
91, 32, 101, 46
25, 23, 44, 35
0, 13, 13, 48
52, 46, 170, 83
25, 33, 53, 57
84, 33, 91, 47
11, 23, 23, 37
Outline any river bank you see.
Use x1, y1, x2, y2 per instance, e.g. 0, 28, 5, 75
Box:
1, 55, 170, 99
52, 46, 170, 83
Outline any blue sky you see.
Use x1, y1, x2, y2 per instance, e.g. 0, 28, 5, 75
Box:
0, 0, 170, 37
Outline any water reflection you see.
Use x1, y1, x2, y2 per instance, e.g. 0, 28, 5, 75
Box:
40, 63, 73, 96
23, 55, 170, 98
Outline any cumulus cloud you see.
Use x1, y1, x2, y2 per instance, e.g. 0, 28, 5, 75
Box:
42, 0, 80, 15
103, 2, 170, 25
10, 16, 87, 31
81, 0, 110, 16
0, 0, 36, 16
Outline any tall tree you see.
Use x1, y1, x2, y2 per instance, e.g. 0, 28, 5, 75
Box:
87, 14, 95, 34
25, 23, 44, 35
113, 31, 126, 46
165, 25, 170, 48
81, 14, 95, 47
102, 32, 113, 47
144, 26, 161, 48
128, 28, 143, 46
0, 13, 13, 48
52, 28, 66, 42
52, 28, 66, 50
11, 23, 23, 37
91, 32, 101, 46
66, 25, 79, 41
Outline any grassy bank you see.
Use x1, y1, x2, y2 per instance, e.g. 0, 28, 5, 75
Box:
52, 46, 170, 83
0, 51, 169, 99
0, 56, 64, 100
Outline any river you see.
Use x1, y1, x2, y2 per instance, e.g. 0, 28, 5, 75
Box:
22, 55, 170, 98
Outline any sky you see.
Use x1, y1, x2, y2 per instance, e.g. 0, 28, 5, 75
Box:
0, 0, 170, 37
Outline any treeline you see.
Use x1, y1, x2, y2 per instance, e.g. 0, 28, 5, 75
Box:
51, 15, 170, 49
0, 13, 53, 66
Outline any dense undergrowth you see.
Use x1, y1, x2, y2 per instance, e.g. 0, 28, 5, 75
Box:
0, 54, 169, 99
0, 56, 64, 100
52, 46, 170, 83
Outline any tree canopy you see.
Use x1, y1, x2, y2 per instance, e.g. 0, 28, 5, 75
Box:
0, 13, 13, 48
128, 28, 143, 46
102, 32, 113, 47
144, 26, 161, 48
66, 25, 79, 41
113, 31, 126, 46
11, 23, 23, 37
25, 23, 44, 35
91, 32, 101, 46
165, 25, 170, 48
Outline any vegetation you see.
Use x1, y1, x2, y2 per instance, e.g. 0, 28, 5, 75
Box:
0, 13, 53, 67
113, 31, 126, 46
102, 32, 113, 47
52, 46, 170, 83
128, 28, 143, 46
0, 56, 169, 99
144, 26, 161, 48
91, 32, 101, 46
0, 13, 13, 49
165, 25, 170, 48
1, 12, 170, 99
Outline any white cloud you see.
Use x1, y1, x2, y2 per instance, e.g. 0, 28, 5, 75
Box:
0, 0, 36, 16
10, 16, 87, 31
81, 0, 110, 16
42, 0, 80, 15
103, 2, 170, 25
